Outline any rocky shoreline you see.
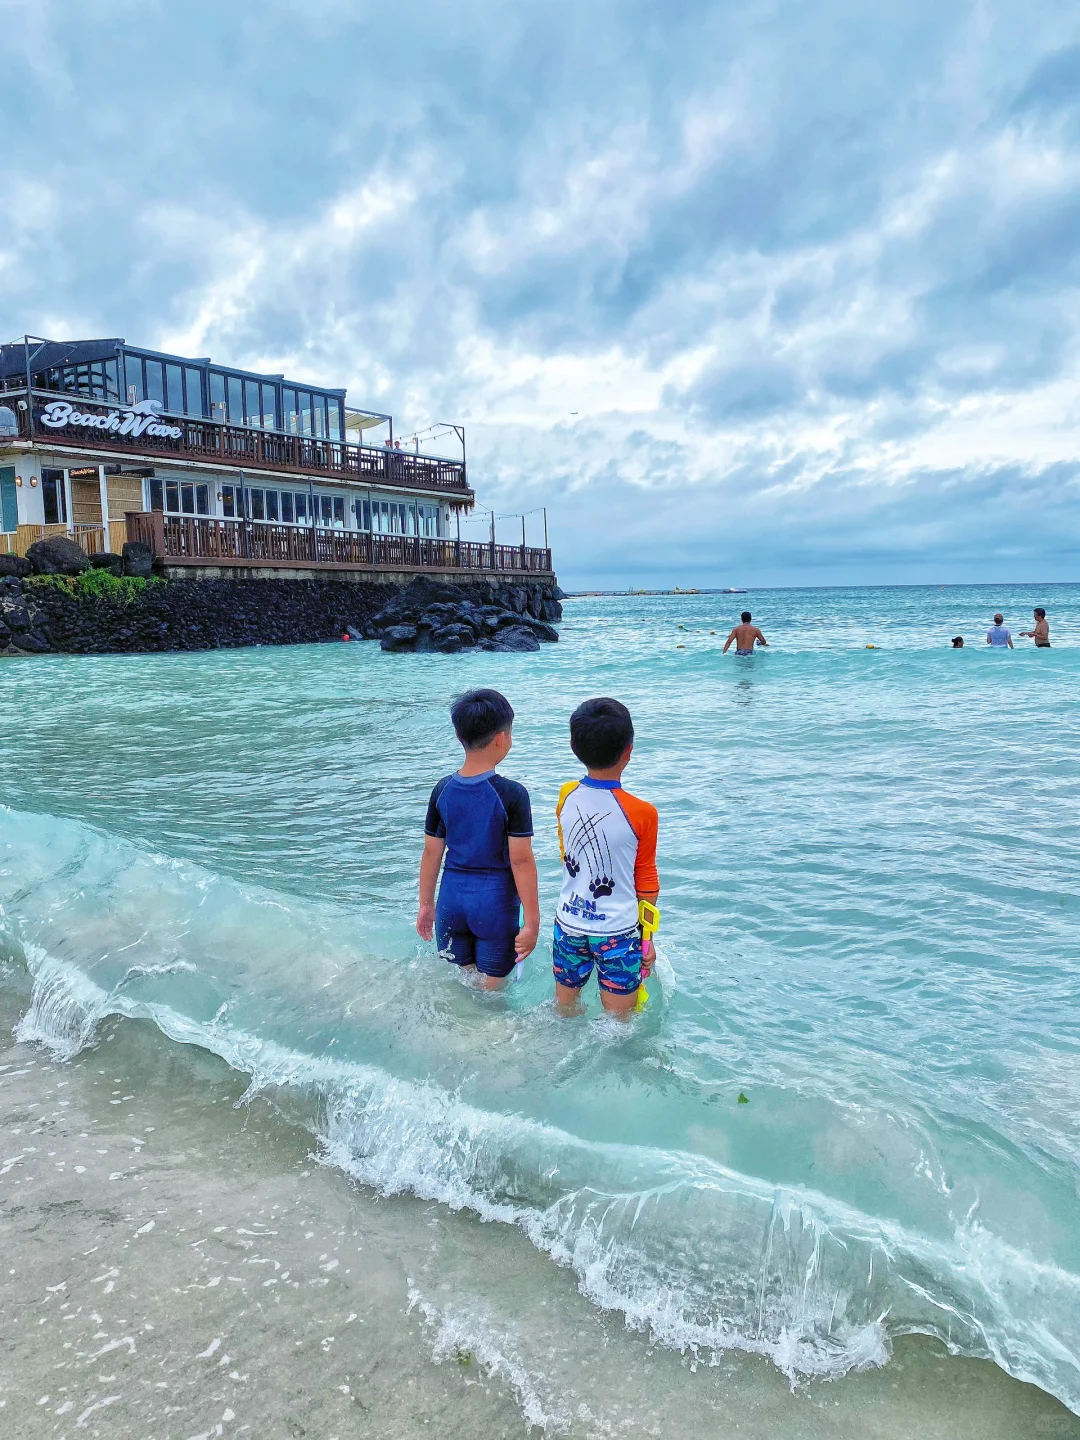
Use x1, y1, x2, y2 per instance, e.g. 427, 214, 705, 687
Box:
365, 576, 562, 653
0, 540, 562, 658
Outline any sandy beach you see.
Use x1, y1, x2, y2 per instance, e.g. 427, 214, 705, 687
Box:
3, 979, 1078, 1440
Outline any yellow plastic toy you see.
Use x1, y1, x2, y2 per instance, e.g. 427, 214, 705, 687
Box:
635, 900, 661, 1010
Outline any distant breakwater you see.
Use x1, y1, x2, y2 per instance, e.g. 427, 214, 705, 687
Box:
0, 573, 562, 658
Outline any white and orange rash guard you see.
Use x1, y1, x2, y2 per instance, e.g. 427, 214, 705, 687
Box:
555, 777, 660, 936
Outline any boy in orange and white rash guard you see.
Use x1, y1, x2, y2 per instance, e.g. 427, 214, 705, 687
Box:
553, 698, 660, 1014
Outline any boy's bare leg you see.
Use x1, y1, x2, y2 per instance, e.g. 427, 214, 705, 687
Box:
598, 988, 638, 1016
555, 982, 585, 1014
458, 962, 506, 991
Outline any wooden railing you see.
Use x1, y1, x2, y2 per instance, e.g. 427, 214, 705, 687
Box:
126, 512, 553, 575
2, 389, 472, 498
1, 522, 108, 558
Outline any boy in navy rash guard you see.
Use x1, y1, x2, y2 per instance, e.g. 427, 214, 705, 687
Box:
416, 689, 540, 989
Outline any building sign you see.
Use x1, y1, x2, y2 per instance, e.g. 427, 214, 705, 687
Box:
38, 398, 183, 441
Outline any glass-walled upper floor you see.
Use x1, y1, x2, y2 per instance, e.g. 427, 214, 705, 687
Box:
144, 475, 445, 536
1, 338, 350, 440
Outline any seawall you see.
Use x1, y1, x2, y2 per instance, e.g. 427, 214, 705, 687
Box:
0, 574, 562, 657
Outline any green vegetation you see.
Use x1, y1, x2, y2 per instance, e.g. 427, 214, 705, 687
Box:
26, 571, 165, 603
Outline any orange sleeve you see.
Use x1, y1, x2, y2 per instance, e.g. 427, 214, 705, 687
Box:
615, 790, 660, 895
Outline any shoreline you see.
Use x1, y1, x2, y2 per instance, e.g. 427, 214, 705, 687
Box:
2, 985, 1078, 1439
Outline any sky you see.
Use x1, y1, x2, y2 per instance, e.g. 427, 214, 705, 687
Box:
3, 0, 1079, 589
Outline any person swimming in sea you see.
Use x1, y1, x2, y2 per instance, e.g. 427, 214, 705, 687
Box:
951, 636, 964, 648
1019, 608, 1051, 648
722, 610, 768, 656
986, 613, 1013, 648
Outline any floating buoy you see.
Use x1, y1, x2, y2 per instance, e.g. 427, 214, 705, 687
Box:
676, 644, 685, 649
865, 644, 876, 649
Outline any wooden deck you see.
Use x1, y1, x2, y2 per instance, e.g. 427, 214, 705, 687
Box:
127, 512, 553, 577
5, 389, 473, 500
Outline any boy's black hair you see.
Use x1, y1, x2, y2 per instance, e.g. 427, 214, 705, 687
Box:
570, 697, 634, 770
741, 610, 752, 623
1034, 607, 1046, 618
951, 636, 964, 646
451, 688, 514, 749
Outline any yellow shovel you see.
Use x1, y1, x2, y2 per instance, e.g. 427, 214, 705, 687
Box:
635, 900, 661, 1011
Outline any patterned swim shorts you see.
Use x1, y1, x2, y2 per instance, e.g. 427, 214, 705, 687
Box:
552, 919, 643, 995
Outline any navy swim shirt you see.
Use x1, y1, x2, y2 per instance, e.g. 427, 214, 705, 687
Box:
425, 772, 533, 874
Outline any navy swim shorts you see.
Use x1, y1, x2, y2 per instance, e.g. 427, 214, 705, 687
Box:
436, 869, 520, 979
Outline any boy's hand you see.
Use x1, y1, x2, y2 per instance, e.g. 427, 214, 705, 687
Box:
416, 903, 436, 942
640, 937, 655, 975
515, 922, 539, 960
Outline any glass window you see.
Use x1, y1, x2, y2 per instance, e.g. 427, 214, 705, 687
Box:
319, 495, 333, 525
185, 368, 204, 416
221, 485, 236, 518
250, 488, 265, 521
210, 372, 227, 422
313, 396, 328, 439
145, 360, 164, 408
360, 499, 371, 530
148, 478, 164, 512
294, 493, 308, 523
195, 484, 210, 515
280, 492, 294, 523
165, 480, 181, 512
328, 400, 342, 440
299, 393, 313, 437
165, 364, 184, 413
180, 482, 196, 515
124, 354, 144, 404
227, 376, 243, 425
104, 358, 120, 401
261, 383, 278, 430
283, 388, 300, 434
266, 490, 279, 521
41, 468, 66, 525
244, 379, 261, 427
333, 496, 345, 527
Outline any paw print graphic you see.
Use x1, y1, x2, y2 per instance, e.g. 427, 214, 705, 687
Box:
589, 876, 614, 898
564, 855, 580, 877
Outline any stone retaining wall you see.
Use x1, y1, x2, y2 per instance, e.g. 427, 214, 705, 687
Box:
0, 574, 562, 657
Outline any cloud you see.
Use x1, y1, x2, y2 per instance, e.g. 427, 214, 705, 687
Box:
2, 0, 1080, 585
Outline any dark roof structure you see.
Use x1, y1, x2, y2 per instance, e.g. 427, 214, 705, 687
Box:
0, 338, 125, 381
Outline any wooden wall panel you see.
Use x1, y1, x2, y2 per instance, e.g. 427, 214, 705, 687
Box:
70, 480, 102, 527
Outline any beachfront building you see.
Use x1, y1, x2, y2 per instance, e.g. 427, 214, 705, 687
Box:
0, 337, 552, 580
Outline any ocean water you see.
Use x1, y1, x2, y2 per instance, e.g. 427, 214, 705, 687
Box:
1, 582, 1078, 1426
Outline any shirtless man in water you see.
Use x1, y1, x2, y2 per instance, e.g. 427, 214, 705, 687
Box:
1020, 608, 1051, 648
722, 610, 768, 656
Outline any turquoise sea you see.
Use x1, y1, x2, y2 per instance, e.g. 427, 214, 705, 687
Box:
1, 583, 1078, 1430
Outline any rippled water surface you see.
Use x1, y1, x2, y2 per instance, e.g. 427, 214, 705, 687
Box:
1, 583, 1078, 1417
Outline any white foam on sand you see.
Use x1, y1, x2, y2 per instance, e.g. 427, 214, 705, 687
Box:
10, 940, 1080, 1415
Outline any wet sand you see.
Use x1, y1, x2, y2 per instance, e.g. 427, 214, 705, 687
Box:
2, 988, 1078, 1439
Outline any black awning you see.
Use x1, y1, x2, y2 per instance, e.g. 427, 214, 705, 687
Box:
0, 338, 125, 381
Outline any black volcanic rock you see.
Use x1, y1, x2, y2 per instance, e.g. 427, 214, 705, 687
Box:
0, 574, 560, 659
89, 552, 125, 576
26, 536, 89, 576
122, 542, 154, 579
492, 625, 541, 652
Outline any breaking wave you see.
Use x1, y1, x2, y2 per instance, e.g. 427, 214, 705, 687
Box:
2, 803, 1080, 1416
